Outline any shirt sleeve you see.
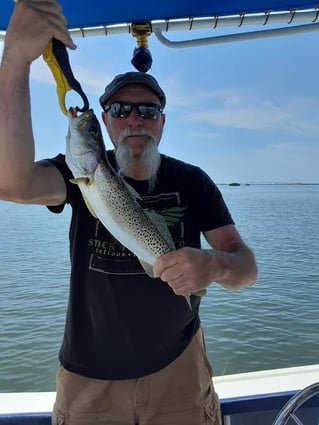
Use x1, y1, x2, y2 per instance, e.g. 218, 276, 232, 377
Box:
45, 153, 74, 214
192, 167, 234, 231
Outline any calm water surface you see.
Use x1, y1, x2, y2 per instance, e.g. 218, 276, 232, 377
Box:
0, 184, 318, 392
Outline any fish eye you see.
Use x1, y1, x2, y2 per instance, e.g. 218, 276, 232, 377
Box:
88, 125, 99, 137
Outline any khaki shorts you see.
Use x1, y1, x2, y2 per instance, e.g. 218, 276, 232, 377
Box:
52, 327, 222, 425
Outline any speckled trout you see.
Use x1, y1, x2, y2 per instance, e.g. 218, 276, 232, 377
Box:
65, 109, 192, 309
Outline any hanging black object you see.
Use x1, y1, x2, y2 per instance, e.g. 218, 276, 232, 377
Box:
131, 47, 153, 72
131, 23, 152, 73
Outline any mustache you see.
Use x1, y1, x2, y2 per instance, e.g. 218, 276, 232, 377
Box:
117, 127, 157, 145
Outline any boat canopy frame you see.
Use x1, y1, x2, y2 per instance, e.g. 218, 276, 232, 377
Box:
1, 6, 319, 46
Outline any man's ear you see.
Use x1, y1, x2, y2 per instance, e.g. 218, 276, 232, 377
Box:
162, 113, 166, 126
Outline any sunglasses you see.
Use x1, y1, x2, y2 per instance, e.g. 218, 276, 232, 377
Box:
104, 102, 163, 120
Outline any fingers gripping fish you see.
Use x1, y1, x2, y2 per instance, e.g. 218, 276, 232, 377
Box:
65, 109, 192, 309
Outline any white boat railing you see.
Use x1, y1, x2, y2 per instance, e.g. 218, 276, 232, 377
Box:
1, 8, 319, 44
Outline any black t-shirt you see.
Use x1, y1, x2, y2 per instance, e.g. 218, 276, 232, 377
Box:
48, 151, 234, 379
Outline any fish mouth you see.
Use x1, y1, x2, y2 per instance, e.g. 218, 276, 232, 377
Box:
68, 107, 78, 119
68, 107, 94, 118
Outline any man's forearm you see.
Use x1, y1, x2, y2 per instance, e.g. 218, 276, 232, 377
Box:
0, 52, 35, 200
214, 246, 257, 290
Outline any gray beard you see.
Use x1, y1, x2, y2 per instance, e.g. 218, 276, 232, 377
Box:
115, 128, 161, 192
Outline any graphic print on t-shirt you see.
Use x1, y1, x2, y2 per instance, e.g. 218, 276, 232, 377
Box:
87, 191, 188, 275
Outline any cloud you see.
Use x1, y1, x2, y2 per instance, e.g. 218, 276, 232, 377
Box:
188, 102, 287, 130
179, 88, 319, 137
30, 59, 53, 84
156, 71, 319, 137
68, 65, 110, 95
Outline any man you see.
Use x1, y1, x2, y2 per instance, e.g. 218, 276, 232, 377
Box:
0, 1, 257, 424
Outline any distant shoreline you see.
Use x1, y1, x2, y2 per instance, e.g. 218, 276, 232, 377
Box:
218, 182, 319, 186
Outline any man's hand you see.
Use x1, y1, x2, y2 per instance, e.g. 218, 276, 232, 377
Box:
3, 0, 76, 67
153, 241, 257, 295
153, 247, 220, 296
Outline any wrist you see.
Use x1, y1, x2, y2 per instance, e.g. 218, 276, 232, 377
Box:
1, 46, 32, 71
206, 249, 229, 283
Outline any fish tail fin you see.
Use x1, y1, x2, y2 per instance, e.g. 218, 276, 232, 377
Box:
184, 294, 192, 310
138, 259, 155, 278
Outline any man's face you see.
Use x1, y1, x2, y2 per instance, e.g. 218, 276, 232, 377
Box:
101, 84, 165, 158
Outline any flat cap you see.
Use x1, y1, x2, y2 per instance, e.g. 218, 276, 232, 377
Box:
99, 72, 166, 109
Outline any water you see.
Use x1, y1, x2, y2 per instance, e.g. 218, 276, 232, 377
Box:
0, 185, 318, 392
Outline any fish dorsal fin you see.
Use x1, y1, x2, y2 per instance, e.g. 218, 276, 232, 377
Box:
122, 179, 142, 201
119, 176, 176, 267
193, 289, 207, 297
144, 209, 175, 251
120, 178, 173, 250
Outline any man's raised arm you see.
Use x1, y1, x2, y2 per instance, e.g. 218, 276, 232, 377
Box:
0, 0, 75, 205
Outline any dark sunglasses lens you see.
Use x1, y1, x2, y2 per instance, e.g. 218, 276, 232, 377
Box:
108, 102, 161, 119
110, 103, 131, 118
137, 105, 158, 119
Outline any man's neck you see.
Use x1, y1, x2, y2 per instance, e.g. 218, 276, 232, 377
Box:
124, 163, 153, 181
118, 154, 161, 181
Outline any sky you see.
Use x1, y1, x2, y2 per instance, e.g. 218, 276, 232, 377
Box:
1, 23, 319, 184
